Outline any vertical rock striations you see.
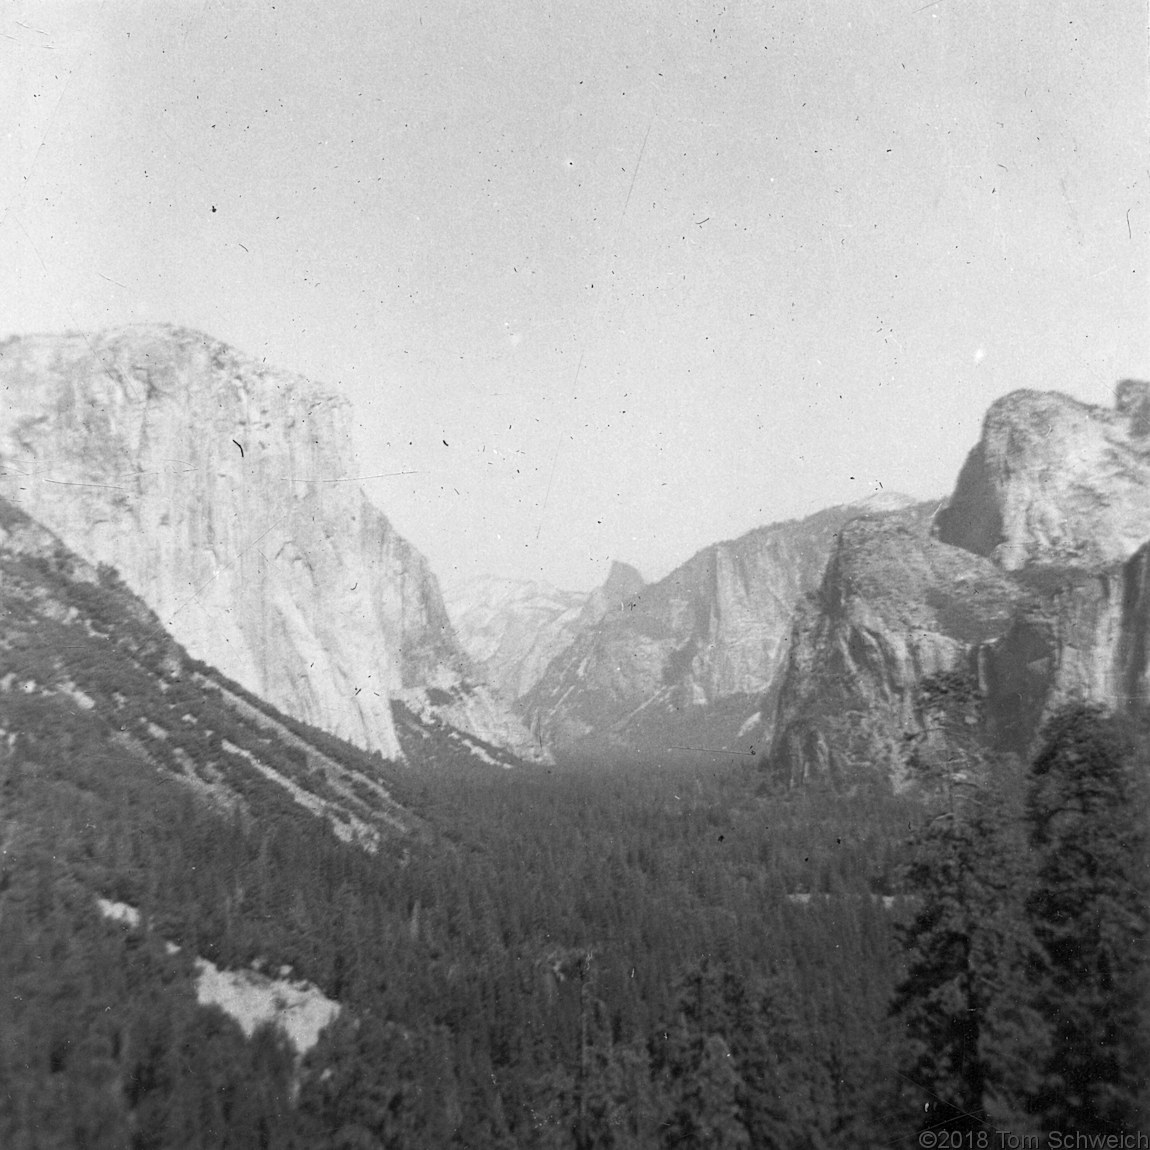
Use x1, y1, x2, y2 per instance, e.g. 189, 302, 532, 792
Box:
979, 547, 1150, 753
0, 325, 538, 761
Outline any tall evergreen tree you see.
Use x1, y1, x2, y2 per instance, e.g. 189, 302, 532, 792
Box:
657, 1030, 748, 1150
1023, 705, 1149, 1132
582, 1032, 659, 1150
891, 674, 1041, 1134
653, 958, 827, 1149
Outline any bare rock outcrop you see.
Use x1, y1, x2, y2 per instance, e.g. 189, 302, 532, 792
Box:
936, 381, 1150, 570
521, 498, 915, 763
979, 548, 1150, 753
0, 325, 538, 761
769, 383, 1150, 791
766, 504, 1027, 788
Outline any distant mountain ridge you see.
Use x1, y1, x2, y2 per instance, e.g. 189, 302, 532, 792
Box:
445, 577, 593, 702
12, 326, 1143, 790
0, 325, 540, 763
517, 494, 919, 763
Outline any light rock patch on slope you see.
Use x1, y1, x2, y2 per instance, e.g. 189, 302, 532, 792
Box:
95, 898, 339, 1057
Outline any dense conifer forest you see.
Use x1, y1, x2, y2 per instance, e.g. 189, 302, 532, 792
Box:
1, 509, 1147, 1146
1, 705, 915, 1146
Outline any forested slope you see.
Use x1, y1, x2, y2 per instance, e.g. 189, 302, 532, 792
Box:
3, 497, 1145, 1146
0, 495, 913, 1145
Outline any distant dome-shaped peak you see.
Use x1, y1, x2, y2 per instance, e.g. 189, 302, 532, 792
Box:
1116, 378, 1150, 410
601, 560, 644, 597
1116, 379, 1150, 436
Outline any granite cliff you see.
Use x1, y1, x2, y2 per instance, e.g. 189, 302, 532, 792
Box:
767, 504, 1027, 788
768, 382, 1150, 790
521, 496, 915, 763
0, 325, 538, 762
979, 547, 1150, 753
0, 494, 420, 845
936, 381, 1150, 569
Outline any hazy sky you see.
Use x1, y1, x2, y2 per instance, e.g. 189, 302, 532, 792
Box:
3, 1, 1148, 591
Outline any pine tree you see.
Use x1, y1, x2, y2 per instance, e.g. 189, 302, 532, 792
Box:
1023, 705, 1149, 1132
893, 811, 991, 1130
582, 1033, 659, 1150
658, 1031, 748, 1150
652, 958, 828, 1149
296, 1014, 425, 1149
891, 675, 1041, 1134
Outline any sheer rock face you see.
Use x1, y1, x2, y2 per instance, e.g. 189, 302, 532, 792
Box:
767, 515, 1150, 792
520, 500, 913, 763
0, 494, 420, 842
0, 325, 538, 762
767, 505, 1028, 789
979, 548, 1150, 754
768, 384, 1150, 791
936, 382, 1150, 570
